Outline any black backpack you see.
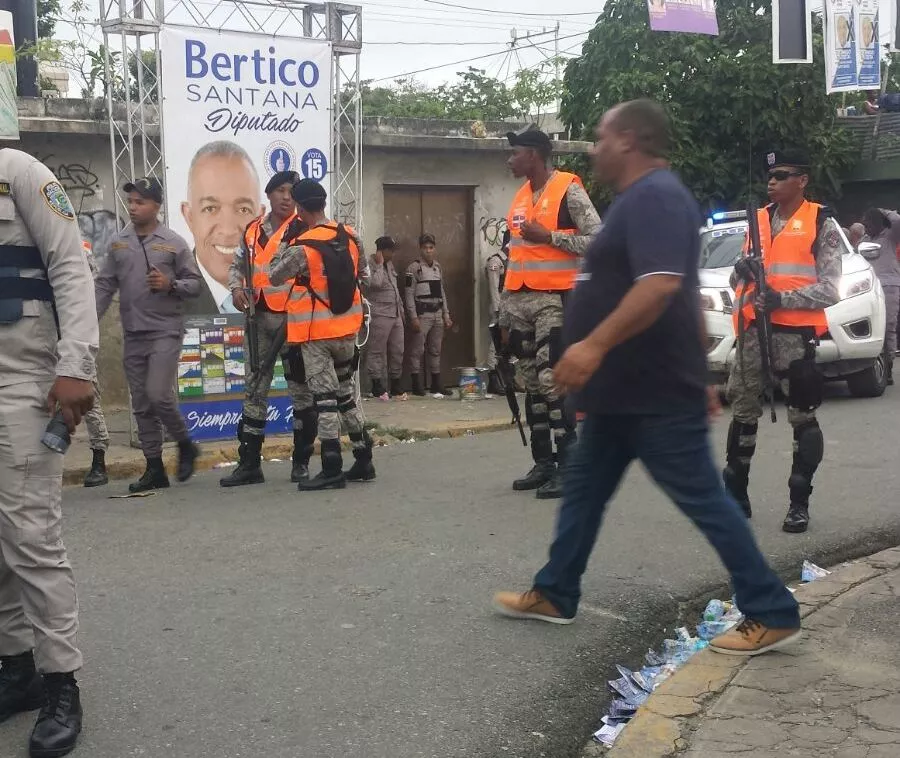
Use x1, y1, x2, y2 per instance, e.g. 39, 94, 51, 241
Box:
301, 224, 358, 315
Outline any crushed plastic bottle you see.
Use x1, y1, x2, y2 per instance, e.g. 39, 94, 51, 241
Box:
802, 560, 831, 583
703, 599, 726, 622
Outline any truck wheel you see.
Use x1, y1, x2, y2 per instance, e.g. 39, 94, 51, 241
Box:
846, 356, 887, 398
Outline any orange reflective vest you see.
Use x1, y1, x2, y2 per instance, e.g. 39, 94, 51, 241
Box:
245, 213, 295, 312
733, 201, 828, 336
285, 222, 364, 344
505, 171, 581, 292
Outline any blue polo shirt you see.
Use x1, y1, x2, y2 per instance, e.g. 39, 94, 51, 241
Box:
565, 169, 708, 415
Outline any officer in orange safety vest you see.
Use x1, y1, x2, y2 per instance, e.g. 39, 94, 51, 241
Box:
724, 149, 842, 534
500, 125, 601, 500
269, 178, 372, 491
222, 170, 317, 488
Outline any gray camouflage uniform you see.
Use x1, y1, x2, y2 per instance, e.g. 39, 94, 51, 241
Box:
0, 148, 99, 674
83, 243, 109, 452
724, 210, 841, 523
227, 214, 314, 439
269, 226, 370, 451
499, 175, 601, 472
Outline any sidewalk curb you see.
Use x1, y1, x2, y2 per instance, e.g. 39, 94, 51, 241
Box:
585, 545, 900, 757
62, 418, 514, 486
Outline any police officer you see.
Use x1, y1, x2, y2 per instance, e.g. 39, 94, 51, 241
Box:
725, 149, 842, 534
81, 238, 111, 487
270, 179, 373, 490
501, 125, 602, 499
405, 234, 452, 397
0, 147, 96, 757
95, 178, 203, 492
220, 170, 318, 487
367, 235, 406, 400
485, 231, 509, 396
859, 207, 900, 385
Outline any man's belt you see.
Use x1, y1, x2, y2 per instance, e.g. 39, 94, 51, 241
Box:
415, 301, 443, 314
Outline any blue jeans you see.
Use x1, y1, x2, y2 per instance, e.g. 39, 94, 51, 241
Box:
533, 412, 800, 628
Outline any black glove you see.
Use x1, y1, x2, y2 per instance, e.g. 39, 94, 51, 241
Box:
733, 257, 754, 282
757, 290, 782, 312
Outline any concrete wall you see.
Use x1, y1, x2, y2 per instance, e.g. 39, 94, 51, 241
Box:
10, 99, 591, 406
361, 147, 519, 367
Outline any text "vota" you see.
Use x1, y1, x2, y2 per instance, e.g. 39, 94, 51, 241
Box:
185, 40, 320, 88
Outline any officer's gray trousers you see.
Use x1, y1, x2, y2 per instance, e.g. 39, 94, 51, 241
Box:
0, 380, 81, 673
124, 332, 189, 458
367, 314, 404, 382
409, 310, 444, 376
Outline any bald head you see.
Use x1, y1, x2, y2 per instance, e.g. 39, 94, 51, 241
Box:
849, 222, 866, 247
606, 99, 672, 159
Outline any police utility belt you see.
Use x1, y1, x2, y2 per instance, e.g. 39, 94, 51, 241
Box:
0, 244, 54, 325
415, 299, 444, 315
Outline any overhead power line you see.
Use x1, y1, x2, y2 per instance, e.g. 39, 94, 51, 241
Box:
368, 30, 589, 84
422, 0, 599, 17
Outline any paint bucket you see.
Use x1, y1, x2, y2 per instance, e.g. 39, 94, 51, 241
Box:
458, 367, 483, 401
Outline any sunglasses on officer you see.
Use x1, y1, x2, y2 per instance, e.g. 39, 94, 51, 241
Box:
768, 169, 806, 181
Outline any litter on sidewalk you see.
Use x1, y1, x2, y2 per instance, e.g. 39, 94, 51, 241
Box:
801, 560, 831, 582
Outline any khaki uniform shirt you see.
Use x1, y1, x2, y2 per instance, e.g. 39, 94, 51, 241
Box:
0, 148, 98, 387
367, 256, 402, 319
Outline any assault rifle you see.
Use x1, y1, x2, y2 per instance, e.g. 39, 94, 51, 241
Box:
242, 228, 261, 375
744, 202, 778, 423
489, 322, 527, 447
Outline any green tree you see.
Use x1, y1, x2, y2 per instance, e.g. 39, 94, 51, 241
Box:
37, 0, 62, 38
561, 0, 857, 210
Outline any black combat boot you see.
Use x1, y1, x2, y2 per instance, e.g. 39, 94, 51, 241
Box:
536, 432, 575, 500
513, 430, 555, 491
723, 420, 757, 519
298, 439, 346, 491
486, 370, 504, 396
28, 672, 82, 758
82, 449, 108, 488
176, 439, 200, 482
220, 434, 265, 487
411, 374, 426, 396
345, 434, 376, 482
291, 429, 314, 484
430, 373, 448, 397
129, 457, 169, 493
389, 378, 407, 399
782, 421, 823, 534
370, 377, 387, 398
0, 651, 45, 724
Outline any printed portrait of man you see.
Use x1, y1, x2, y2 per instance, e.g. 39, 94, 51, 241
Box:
181, 140, 264, 315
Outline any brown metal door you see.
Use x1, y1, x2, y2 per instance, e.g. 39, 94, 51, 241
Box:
383, 186, 475, 385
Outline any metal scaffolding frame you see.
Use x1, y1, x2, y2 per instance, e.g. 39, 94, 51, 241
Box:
98, 0, 363, 230
97, 0, 362, 447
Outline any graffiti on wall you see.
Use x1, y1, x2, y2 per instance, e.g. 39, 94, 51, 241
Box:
35, 153, 103, 212
77, 210, 119, 269
479, 216, 507, 247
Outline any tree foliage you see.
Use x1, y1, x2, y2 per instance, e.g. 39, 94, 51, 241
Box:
359, 61, 562, 122
37, 0, 62, 39
561, 0, 857, 210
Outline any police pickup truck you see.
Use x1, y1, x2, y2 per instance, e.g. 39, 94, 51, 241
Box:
700, 211, 887, 398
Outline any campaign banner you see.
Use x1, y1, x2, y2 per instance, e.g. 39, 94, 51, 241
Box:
825, 0, 881, 92
181, 395, 295, 442
0, 11, 18, 140
159, 25, 332, 315
647, 0, 719, 35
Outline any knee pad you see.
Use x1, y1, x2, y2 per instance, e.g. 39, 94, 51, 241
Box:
524, 393, 535, 427
508, 330, 534, 359
529, 393, 549, 426
793, 420, 823, 473
726, 420, 758, 464
788, 358, 823, 412
241, 415, 266, 439
337, 393, 357, 414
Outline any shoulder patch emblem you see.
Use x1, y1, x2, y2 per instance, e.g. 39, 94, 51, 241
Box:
41, 181, 75, 220
825, 229, 840, 248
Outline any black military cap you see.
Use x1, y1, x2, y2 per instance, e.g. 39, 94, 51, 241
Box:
291, 178, 327, 204
265, 170, 299, 195
375, 235, 395, 251
123, 176, 163, 203
507, 124, 552, 151
419, 233, 436, 246
765, 148, 811, 172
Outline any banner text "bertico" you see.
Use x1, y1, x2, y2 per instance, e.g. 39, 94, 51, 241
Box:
185, 40, 321, 88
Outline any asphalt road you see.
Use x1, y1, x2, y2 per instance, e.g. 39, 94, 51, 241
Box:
2, 386, 900, 758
